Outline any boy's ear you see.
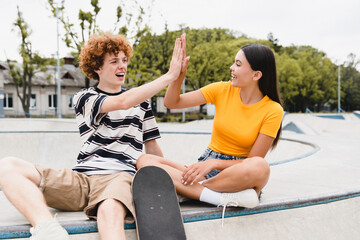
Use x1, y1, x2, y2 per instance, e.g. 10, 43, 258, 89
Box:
94, 68, 101, 75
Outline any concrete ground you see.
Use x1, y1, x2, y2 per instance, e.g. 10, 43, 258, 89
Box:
0, 113, 360, 239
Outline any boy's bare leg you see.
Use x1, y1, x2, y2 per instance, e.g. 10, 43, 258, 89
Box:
0, 157, 53, 227
97, 199, 127, 240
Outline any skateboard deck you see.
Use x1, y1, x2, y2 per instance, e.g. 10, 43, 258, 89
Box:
132, 166, 186, 240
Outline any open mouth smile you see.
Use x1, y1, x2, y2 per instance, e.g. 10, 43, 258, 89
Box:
115, 73, 125, 78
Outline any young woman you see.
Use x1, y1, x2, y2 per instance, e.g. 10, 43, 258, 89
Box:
137, 36, 284, 211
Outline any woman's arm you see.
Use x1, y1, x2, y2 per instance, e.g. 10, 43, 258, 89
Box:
247, 133, 274, 158
164, 89, 207, 109
100, 38, 184, 113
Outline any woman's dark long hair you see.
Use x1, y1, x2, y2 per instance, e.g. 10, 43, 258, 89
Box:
241, 44, 283, 149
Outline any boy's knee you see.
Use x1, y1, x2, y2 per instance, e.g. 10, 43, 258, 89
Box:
136, 154, 148, 169
0, 157, 39, 185
136, 154, 159, 169
98, 199, 126, 219
0, 157, 23, 176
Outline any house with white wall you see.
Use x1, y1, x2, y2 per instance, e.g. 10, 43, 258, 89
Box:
0, 56, 97, 117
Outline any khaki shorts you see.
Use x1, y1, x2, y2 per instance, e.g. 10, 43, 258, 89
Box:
35, 165, 135, 224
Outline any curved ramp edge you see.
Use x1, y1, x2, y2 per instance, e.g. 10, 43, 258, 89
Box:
269, 137, 320, 166
1, 188, 359, 239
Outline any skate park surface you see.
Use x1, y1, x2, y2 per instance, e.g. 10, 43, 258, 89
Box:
0, 112, 360, 239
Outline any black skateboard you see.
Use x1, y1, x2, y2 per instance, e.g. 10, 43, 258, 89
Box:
132, 166, 186, 240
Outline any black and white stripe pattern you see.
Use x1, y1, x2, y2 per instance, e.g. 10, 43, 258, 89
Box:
72, 87, 160, 175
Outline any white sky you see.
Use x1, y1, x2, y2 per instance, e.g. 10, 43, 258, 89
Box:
1, 0, 359, 68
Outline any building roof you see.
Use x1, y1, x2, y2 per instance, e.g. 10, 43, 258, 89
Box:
0, 61, 97, 87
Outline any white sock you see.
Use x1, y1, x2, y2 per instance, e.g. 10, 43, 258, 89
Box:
199, 187, 221, 206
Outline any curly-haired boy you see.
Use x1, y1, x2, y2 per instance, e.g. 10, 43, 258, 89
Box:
0, 32, 187, 239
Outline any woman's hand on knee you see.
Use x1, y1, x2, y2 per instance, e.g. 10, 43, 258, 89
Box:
182, 160, 217, 185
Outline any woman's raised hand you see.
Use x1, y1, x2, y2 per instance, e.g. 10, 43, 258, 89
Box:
181, 34, 190, 73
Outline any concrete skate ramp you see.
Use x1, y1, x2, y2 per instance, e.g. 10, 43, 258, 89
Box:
1, 116, 360, 239
0, 119, 317, 168
316, 114, 345, 120
354, 110, 360, 118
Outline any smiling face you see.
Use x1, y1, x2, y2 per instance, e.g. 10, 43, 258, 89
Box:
95, 51, 128, 92
230, 50, 261, 88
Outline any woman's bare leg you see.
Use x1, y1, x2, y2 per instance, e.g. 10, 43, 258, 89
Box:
202, 157, 270, 195
137, 154, 204, 200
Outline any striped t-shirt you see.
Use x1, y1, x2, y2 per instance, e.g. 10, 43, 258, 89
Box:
72, 87, 160, 175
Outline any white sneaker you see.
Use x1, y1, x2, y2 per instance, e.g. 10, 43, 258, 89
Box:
29, 217, 70, 240
220, 189, 259, 208
177, 194, 191, 203
219, 189, 259, 226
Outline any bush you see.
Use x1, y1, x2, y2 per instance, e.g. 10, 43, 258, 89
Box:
155, 113, 213, 122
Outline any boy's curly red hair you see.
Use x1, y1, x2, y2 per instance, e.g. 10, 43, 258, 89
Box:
79, 33, 133, 81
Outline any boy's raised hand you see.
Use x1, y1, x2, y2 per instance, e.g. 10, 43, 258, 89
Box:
167, 37, 183, 80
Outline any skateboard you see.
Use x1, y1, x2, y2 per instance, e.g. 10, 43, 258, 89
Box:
132, 166, 186, 240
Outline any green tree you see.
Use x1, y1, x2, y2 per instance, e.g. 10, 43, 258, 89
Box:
276, 53, 303, 111
315, 57, 337, 111
129, 27, 355, 114
341, 54, 360, 111
267, 32, 282, 53
126, 31, 162, 88
279, 46, 338, 112
48, 0, 151, 88
6, 7, 52, 117
48, 0, 101, 88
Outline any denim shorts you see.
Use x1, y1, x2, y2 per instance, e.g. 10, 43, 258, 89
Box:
197, 147, 246, 179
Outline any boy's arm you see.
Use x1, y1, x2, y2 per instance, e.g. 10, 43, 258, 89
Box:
144, 139, 164, 157
100, 38, 183, 113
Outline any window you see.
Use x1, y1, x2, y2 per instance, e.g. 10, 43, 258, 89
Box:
62, 72, 74, 79
29, 94, 36, 109
48, 94, 57, 108
68, 95, 74, 108
4, 93, 13, 109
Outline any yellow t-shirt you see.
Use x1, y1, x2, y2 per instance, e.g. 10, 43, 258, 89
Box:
201, 81, 284, 157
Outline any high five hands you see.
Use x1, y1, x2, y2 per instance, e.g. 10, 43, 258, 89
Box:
168, 34, 190, 80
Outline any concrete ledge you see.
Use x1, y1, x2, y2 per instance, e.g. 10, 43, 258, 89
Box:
182, 187, 360, 222
1, 188, 359, 239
